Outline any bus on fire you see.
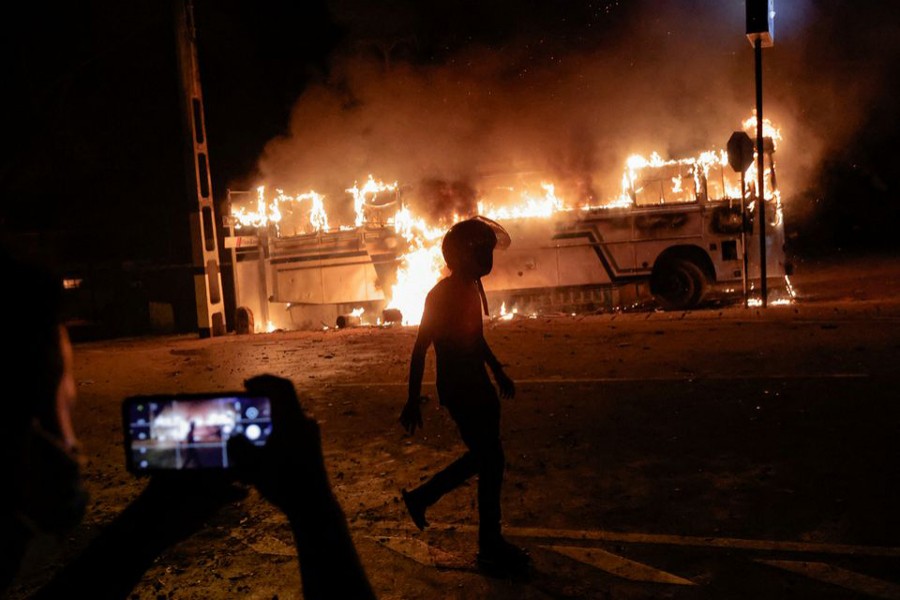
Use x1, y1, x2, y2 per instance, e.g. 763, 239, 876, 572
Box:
224, 137, 791, 332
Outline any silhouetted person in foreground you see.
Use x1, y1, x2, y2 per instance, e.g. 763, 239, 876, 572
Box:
399, 217, 531, 576
0, 248, 375, 599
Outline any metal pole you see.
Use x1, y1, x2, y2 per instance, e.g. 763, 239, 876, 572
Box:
740, 170, 748, 307
755, 38, 768, 307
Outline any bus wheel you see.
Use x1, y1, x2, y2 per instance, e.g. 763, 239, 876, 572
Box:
651, 258, 707, 310
235, 306, 255, 334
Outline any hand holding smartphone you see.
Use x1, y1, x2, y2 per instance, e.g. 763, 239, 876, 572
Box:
122, 392, 273, 474
119, 377, 375, 598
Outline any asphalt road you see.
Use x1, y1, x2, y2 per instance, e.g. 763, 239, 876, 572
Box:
8, 253, 900, 599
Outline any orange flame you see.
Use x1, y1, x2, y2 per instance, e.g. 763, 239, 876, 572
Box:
347, 175, 399, 227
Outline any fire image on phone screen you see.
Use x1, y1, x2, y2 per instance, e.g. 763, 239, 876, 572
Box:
125, 395, 272, 471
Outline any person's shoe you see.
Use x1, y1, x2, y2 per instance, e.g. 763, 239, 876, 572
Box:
477, 538, 532, 578
401, 489, 429, 531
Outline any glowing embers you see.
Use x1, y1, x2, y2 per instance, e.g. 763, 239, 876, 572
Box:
745, 275, 796, 307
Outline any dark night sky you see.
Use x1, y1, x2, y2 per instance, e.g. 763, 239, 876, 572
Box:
2, 0, 899, 267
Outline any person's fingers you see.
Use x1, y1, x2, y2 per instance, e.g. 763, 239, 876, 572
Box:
245, 374, 311, 437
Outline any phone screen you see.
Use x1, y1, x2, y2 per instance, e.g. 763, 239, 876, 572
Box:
123, 393, 272, 473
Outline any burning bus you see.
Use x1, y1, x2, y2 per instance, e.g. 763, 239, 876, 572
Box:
224, 121, 791, 332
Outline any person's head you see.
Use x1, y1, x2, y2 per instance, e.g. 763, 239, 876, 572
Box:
441, 217, 510, 278
1, 249, 87, 588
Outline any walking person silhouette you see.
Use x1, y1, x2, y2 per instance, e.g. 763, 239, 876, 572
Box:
399, 216, 531, 576
181, 420, 201, 468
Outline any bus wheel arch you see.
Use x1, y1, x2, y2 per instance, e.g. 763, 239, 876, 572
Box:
650, 247, 713, 310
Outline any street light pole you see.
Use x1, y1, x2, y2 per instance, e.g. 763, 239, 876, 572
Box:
747, 0, 774, 308
755, 38, 767, 307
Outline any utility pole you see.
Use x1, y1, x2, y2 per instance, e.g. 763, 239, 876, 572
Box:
174, 0, 226, 337
747, 0, 774, 307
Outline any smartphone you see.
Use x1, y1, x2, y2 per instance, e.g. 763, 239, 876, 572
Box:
122, 392, 273, 474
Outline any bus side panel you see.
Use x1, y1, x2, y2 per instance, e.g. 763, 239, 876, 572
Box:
486, 217, 614, 292
557, 242, 615, 287
234, 253, 266, 329
487, 245, 560, 292
632, 208, 703, 240
272, 261, 385, 304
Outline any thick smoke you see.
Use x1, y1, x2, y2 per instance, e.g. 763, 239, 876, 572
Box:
254, 0, 898, 227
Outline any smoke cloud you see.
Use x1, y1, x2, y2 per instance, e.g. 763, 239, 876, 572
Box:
252, 0, 899, 226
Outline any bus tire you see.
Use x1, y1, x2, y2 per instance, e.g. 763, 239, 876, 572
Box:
235, 306, 255, 334
651, 258, 707, 310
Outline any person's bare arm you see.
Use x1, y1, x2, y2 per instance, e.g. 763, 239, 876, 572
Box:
407, 329, 430, 407
401, 296, 435, 434
482, 337, 515, 399
32, 475, 245, 599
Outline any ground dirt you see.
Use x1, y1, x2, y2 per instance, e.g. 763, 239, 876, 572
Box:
7, 252, 900, 599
